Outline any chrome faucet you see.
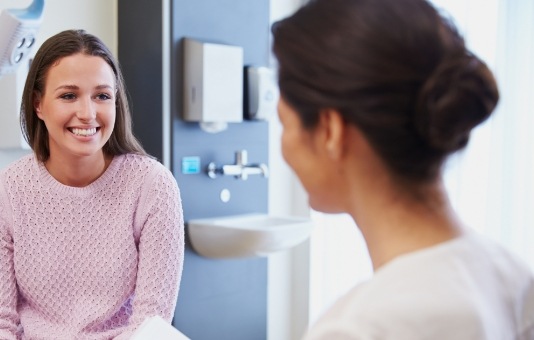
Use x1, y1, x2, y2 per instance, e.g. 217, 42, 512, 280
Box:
207, 150, 269, 180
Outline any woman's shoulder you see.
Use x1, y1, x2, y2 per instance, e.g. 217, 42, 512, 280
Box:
0, 154, 39, 204
306, 233, 534, 339
115, 153, 162, 174
117, 153, 175, 183
0, 153, 37, 181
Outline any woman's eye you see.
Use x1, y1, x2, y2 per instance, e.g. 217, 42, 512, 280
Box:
60, 93, 76, 100
96, 93, 112, 101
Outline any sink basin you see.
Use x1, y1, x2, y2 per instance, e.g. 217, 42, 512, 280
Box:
187, 213, 314, 258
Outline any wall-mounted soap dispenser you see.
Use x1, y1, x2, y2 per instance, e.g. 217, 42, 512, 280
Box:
245, 66, 279, 121
183, 38, 243, 133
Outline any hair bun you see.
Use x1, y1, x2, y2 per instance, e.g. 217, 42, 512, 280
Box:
414, 53, 499, 153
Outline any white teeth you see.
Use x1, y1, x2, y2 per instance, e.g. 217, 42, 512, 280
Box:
71, 128, 97, 136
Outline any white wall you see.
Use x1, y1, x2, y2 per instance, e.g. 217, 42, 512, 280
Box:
0, 0, 117, 169
268, 1, 311, 340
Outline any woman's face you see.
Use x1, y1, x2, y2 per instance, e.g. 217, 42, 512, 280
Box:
277, 96, 343, 213
34, 53, 116, 163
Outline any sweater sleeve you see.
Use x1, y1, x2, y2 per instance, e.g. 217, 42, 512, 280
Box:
115, 165, 185, 340
0, 181, 19, 340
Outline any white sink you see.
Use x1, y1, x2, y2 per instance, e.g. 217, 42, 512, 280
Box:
188, 213, 314, 258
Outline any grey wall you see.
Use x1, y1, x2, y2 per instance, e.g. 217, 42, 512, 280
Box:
118, 1, 271, 339
117, 0, 163, 162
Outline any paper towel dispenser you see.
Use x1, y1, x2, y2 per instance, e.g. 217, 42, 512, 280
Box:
183, 38, 243, 132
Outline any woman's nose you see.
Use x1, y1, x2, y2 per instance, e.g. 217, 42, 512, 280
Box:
76, 98, 97, 121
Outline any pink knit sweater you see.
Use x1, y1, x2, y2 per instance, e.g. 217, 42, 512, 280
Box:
0, 153, 184, 340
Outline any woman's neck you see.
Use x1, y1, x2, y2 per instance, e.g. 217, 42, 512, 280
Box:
349, 178, 465, 271
44, 152, 113, 187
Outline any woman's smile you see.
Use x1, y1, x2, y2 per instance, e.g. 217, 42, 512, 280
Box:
68, 127, 100, 137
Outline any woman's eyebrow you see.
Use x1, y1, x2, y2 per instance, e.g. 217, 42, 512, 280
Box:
54, 84, 79, 91
53, 84, 114, 91
95, 84, 114, 90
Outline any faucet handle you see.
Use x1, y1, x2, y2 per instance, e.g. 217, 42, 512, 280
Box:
235, 150, 248, 165
207, 150, 268, 180
207, 162, 219, 179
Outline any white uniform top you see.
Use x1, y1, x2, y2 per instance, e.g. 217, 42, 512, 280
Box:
304, 232, 534, 340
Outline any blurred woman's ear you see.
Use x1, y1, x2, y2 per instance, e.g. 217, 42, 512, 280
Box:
319, 109, 345, 160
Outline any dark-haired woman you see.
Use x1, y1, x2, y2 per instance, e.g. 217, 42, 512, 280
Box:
0, 30, 184, 339
272, 0, 534, 338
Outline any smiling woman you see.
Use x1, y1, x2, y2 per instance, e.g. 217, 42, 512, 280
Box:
0, 30, 185, 339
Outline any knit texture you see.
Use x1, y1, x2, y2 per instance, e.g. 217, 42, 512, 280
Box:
0, 153, 184, 340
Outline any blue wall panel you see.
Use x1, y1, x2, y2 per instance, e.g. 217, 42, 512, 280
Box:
171, 1, 271, 339
119, 1, 271, 339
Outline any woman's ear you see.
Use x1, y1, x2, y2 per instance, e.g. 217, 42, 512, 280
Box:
33, 91, 43, 119
319, 108, 345, 160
